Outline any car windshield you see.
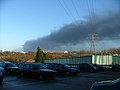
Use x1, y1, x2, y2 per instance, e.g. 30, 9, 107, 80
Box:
6, 63, 16, 67
64, 64, 71, 68
33, 64, 47, 69
112, 78, 120, 84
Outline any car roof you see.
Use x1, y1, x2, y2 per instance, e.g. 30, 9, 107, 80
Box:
1, 61, 12, 63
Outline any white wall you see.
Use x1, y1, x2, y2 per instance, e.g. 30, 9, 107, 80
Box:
92, 55, 113, 65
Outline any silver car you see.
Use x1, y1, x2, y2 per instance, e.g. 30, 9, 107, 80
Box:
90, 78, 120, 90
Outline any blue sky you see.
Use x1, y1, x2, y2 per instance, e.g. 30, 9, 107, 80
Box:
0, 0, 120, 52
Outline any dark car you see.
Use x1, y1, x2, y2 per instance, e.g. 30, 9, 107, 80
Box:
0, 61, 21, 75
20, 63, 57, 80
90, 78, 120, 90
47, 63, 79, 76
78, 63, 99, 72
0, 67, 4, 84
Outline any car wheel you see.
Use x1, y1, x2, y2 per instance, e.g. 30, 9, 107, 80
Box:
80, 69, 83, 72
2, 72, 5, 77
20, 72, 24, 77
39, 74, 43, 80
90, 69, 94, 73
51, 77, 55, 80
7, 71, 10, 75
0, 78, 3, 85
66, 72, 70, 76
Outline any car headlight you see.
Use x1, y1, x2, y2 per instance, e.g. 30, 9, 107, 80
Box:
94, 67, 97, 69
0, 72, 3, 77
10, 69, 14, 71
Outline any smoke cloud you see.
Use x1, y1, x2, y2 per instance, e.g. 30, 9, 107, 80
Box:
23, 12, 120, 52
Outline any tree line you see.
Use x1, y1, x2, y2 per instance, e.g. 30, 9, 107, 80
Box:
0, 48, 120, 62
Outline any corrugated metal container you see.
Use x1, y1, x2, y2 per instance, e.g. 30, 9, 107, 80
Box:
45, 55, 120, 65
45, 56, 92, 64
92, 55, 113, 65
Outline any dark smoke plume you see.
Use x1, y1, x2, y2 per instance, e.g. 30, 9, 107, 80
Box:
23, 12, 120, 51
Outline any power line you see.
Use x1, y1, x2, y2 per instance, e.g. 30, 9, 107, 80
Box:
86, 0, 95, 24
58, 0, 80, 23
71, 0, 81, 19
57, 0, 74, 22
90, 0, 97, 24
95, 35, 120, 40
77, 0, 83, 13
61, 0, 77, 22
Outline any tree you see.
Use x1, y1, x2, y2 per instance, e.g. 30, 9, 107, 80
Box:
35, 47, 44, 62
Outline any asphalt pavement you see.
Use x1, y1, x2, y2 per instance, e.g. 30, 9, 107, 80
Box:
0, 71, 120, 90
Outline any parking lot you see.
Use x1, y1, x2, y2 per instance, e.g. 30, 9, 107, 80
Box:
0, 71, 120, 90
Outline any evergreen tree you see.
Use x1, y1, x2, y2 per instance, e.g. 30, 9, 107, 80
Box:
35, 47, 44, 62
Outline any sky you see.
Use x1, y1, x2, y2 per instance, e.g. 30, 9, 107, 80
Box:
0, 0, 120, 52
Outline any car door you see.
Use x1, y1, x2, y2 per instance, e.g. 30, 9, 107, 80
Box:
30, 64, 39, 77
22, 64, 31, 76
54, 64, 67, 75
114, 82, 120, 90
59, 65, 68, 75
82, 64, 86, 71
86, 64, 91, 71
51, 64, 61, 75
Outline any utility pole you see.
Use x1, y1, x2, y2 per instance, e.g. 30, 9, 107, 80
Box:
87, 34, 98, 54
87, 34, 98, 64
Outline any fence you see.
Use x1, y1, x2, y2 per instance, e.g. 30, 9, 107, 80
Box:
45, 56, 92, 64
45, 55, 120, 68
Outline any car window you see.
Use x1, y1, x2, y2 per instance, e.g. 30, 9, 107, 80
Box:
59, 65, 64, 69
5, 63, 16, 67
64, 64, 70, 68
32, 64, 47, 69
23, 64, 30, 69
53, 64, 59, 69
0, 62, 4, 67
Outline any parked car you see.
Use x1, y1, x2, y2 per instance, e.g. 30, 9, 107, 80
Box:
47, 63, 79, 76
0, 67, 4, 84
90, 78, 120, 90
78, 63, 99, 72
0, 61, 21, 75
20, 63, 57, 80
